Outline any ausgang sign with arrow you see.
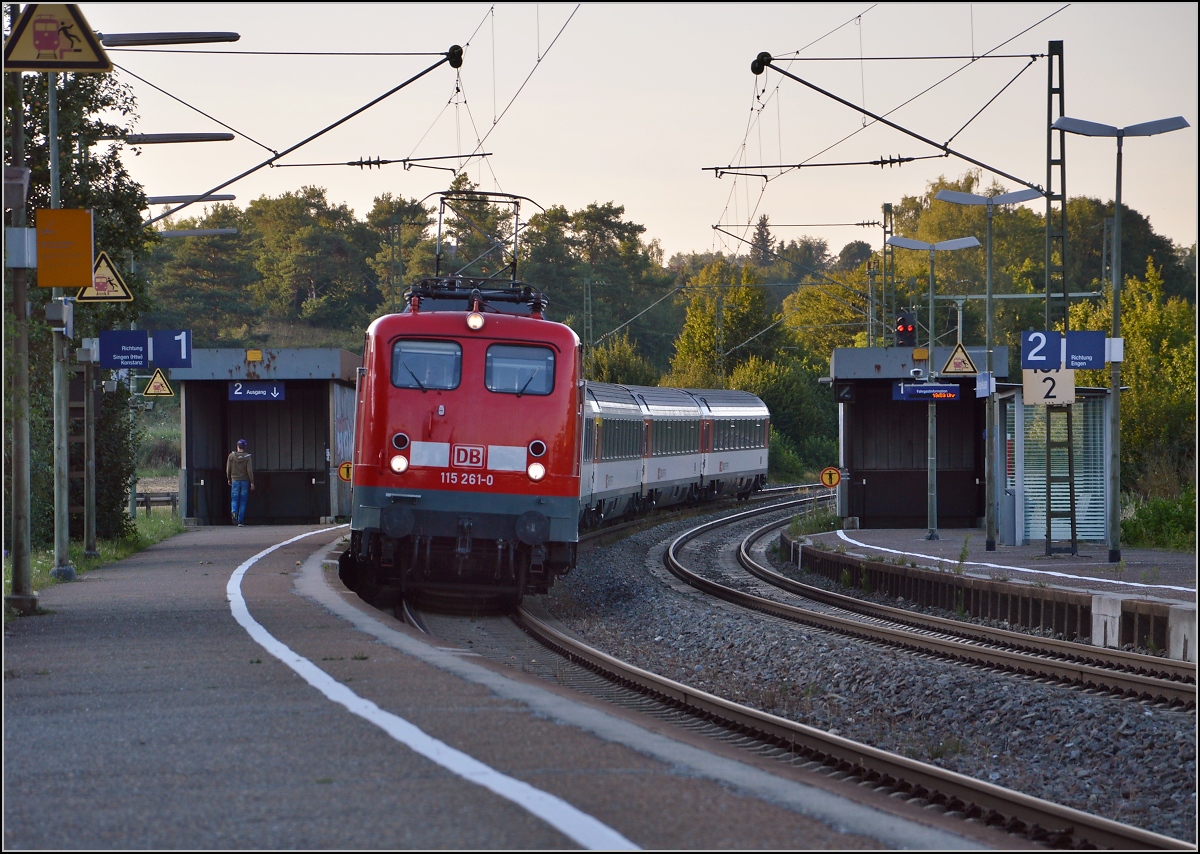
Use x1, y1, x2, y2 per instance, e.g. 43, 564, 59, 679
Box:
228, 381, 286, 401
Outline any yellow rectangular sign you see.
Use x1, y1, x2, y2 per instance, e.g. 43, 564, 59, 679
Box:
36, 208, 93, 289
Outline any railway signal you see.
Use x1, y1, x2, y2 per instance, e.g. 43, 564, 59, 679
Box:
895, 312, 917, 347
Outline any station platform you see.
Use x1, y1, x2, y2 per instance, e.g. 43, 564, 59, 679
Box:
808, 527, 1195, 606
792, 526, 1196, 662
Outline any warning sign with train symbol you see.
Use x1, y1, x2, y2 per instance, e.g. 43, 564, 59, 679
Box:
940, 342, 979, 376
2, 4, 112, 72
142, 368, 174, 397
77, 252, 134, 302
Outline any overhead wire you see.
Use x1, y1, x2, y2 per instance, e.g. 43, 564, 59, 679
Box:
112, 62, 278, 156
712, 4, 882, 257
143, 51, 458, 225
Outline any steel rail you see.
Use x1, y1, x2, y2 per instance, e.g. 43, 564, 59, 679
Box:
515, 605, 1192, 850
749, 518, 1196, 689
662, 505, 1194, 708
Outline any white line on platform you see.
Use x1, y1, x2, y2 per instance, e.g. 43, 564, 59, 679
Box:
835, 530, 1194, 594
226, 526, 638, 851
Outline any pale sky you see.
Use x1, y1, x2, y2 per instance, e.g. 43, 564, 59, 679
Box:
75, 2, 1197, 263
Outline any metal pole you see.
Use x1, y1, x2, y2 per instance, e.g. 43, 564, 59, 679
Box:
985, 204, 997, 551
84, 363, 98, 556
867, 262, 876, 347
49, 71, 76, 581
927, 248, 938, 540
6, 28, 37, 611
1108, 135, 1124, 563
129, 325, 139, 520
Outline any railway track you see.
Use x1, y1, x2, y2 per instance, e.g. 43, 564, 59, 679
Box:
384, 500, 1192, 849
665, 500, 1196, 710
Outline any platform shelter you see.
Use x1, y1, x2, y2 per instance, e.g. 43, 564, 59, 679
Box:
828, 345, 1113, 546
827, 345, 1007, 530
168, 349, 360, 525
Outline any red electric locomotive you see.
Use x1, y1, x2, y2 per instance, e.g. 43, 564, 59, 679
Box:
340, 273, 583, 607
340, 189, 770, 608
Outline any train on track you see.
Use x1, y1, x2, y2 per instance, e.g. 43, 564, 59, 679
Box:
339, 190, 769, 606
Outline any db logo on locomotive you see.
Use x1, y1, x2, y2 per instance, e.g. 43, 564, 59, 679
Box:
453, 445, 485, 468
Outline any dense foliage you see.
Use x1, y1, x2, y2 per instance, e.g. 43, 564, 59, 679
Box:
5, 64, 150, 549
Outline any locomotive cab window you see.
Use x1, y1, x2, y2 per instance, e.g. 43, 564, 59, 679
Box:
486, 345, 555, 396
393, 339, 461, 390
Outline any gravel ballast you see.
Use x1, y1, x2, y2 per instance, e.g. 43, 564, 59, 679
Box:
542, 512, 1197, 844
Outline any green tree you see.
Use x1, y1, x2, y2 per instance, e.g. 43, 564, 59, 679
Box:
1068, 260, 1196, 498
5, 63, 149, 549
140, 204, 259, 346
728, 354, 837, 473
365, 192, 435, 311
780, 263, 873, 363
749, 214, 774, 267
834, 240, 873, 272
586, 331, 659, 386
521, 199, 677, 369
437, 173, 513, 279
522, 204, 581, 315
663, 260, 782, 387
246, 186, 380, 325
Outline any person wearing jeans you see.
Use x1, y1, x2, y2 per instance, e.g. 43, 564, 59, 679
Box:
226, 439, 255, 526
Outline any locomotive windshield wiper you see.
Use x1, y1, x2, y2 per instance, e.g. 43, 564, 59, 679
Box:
516, 369, 540, 398
403, 364, 427, 392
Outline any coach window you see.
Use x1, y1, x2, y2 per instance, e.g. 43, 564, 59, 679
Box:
486, 345, 555, 396
393, 339, 461, 390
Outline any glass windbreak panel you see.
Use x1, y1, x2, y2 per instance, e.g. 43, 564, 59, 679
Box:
393, 339, 461, 390
486, 345, 555, 396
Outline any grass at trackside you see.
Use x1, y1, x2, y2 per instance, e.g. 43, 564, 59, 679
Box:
4, 512, 186, 622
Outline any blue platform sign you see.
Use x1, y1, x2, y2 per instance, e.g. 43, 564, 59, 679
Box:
893, 382, 960, 401
1021, 330, 1061, 370
228, 380, 286, 401
1065, 330, 1106, 370
151, 329, 192, 368
99, 329, 148, 369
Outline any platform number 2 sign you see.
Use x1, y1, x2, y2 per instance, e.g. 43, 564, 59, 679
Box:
1022, 368, 1075, 406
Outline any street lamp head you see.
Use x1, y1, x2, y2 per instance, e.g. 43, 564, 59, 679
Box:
937, 188, 1042, 207
1123, 116, 1190, 137
935, 189, 986, 206
98, 32, 241, 47
1053, 116, 1118, 137
993, 188, 1044, 205
932, 236, 980, 252
1055, 115, 1189, 138
886, 236, 931, 251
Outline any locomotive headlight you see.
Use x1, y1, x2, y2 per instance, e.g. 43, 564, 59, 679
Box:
527, 461, 546, 481
466, 311, 485, 331
389, 454, 409, 474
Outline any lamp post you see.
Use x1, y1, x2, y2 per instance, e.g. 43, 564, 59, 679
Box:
886, 235, 980, 540
935, 188, 1042, 551
1051, 115, 1190, 563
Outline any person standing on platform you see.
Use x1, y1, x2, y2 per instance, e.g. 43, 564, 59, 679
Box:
226, 439, 255, 526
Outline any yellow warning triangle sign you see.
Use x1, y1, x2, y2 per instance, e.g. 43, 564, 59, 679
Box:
3, 5, 112, 72
142, 368, 174, 397
941, 342, 979, 375
77, 251, 134, 302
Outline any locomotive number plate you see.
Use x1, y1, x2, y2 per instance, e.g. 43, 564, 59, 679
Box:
441, 472, 495, 487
